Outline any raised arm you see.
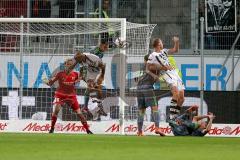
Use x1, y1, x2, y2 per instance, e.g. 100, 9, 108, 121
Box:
203, 113, 215, 132
43, 73, 59, 86
145, 63, 159, 81
95, 62, 106, 85
192, 115, 209, 123
147, 62, 172, 72
98, 62, 106, 75
146, 63, 172, 81
168, 36, 179, 54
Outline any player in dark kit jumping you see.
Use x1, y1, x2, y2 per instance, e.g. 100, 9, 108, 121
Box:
43, 59, 93, 134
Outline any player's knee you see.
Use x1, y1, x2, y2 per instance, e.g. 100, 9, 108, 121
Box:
76, 111, 85, 118
138, 114, 144, 122
180, 97, 185, 103
78, 113, 87, 122
152, 110, 160, 121
178, 93, 185, 103
53, 105, 61, 115
138, 110, 145, 120
52, 112, 58, 117
74, 108, 81, 114
171, 87, 179, 97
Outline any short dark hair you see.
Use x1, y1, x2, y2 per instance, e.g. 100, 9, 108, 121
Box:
100, 32, 109, 44
100, 38, 109, 45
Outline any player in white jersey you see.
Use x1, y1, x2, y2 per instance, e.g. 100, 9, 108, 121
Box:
152, 37, 185, 121
136, 51, 172, 136
80, 52, 104, 82
81, 52, 108, 120
69, 50, 107, 120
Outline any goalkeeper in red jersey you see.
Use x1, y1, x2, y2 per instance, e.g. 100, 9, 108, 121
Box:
43, 58, 93, 134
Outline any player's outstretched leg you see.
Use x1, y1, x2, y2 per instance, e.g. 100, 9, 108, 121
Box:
79, 113, 93, 134
96, 99, 107, 117
169, 86, 181, 121
169, 99, 181, 120
171, 87, 185, 121
177, 90, 185, 107
95, 84, 107, 117
49, 114, 57, 133
151, 107, 165, 136
75, 109, 93, 134
137, 109, 145, 136
49, 104, 61, 133
82, 89, 93, 119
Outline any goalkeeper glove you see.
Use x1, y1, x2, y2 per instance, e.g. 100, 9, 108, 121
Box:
42, 78, 49, 84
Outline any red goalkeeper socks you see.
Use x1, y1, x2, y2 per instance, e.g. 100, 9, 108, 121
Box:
51, 115, 57, 130
82, 122, 93, 134
82, 122, 89, 131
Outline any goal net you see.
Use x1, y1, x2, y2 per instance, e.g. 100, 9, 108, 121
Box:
0, 18, 156, 134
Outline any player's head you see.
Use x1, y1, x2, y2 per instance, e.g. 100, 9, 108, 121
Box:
153, 38, 163, 50
74, 51, 86, 63
64, 58, 75, 70
99, 39, 109, 52
103, 0, 110, 11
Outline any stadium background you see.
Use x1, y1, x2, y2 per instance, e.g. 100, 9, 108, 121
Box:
0, 0, 239, 127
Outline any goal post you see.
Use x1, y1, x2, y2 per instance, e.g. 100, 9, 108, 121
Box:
0, 18, 155, 135
119, 19, 126, 135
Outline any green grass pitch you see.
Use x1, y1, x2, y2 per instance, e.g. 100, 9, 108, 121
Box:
0, 133, 239, 160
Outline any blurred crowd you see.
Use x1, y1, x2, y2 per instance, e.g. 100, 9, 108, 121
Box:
0, 0, 240, 51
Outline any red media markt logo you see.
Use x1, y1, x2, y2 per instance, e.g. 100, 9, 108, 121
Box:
208, 126, 240, 135
22, 122, 87, 132
0, 123, 8, 131
105, 123, 172, 134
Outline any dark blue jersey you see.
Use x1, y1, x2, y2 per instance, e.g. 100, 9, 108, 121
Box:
169, 120, 189, 136
175, 113, 200, 134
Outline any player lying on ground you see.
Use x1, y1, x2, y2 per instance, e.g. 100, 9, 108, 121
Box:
169, 106, 215, 136
68, 47, 107, 120
152, 37, 185, 121
43, 59, 93, 134
136, 48, 173, 136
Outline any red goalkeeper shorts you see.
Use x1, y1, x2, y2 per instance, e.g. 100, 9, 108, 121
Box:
54, 92, 79, 111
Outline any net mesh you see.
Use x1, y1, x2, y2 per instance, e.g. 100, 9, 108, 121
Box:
0, 22, 155, 56
0, 19, 156, 122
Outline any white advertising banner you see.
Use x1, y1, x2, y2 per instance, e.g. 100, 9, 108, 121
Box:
0, 120, 240, 137
0, 55, 239, 90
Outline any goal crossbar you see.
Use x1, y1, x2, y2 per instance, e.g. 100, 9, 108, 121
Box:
0, 18, 126, 23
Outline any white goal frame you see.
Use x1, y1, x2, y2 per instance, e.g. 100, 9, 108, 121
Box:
0, 18, 127, 135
